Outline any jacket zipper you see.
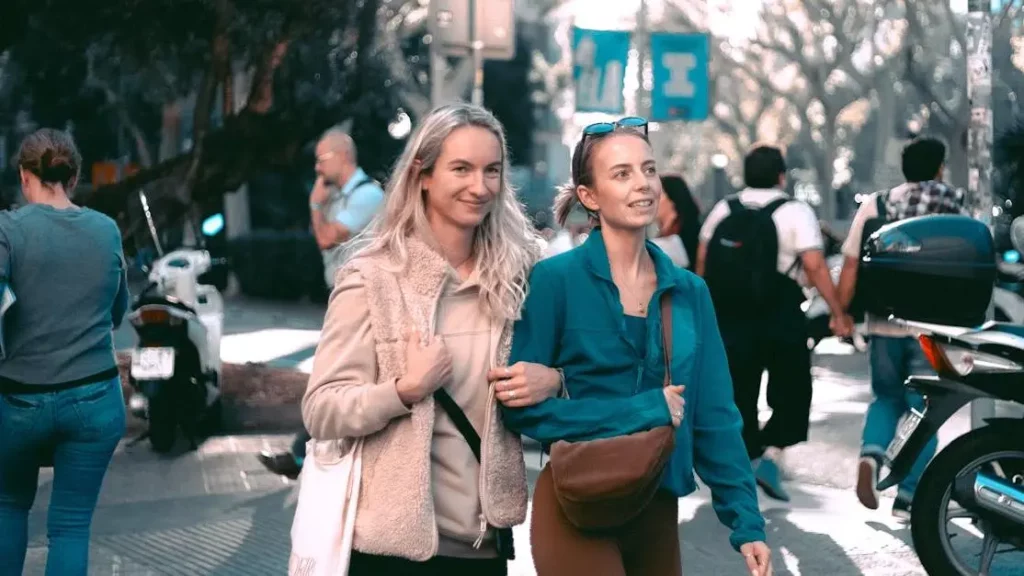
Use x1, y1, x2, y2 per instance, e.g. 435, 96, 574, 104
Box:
424, 277, 446, 557
475, 320, 502, 548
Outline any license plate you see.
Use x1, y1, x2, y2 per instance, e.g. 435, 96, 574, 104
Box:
131, 347, 175, 380
886, 410, 925, 462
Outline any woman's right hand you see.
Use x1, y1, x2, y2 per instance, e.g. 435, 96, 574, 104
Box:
396, 329, 453, 406
663, 385, 685, 427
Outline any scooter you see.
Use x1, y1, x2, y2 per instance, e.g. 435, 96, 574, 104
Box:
126, 191, 226, 452
873, 215, 1024, 575
993, 249, 1024, 324
879, 318, 1024, 575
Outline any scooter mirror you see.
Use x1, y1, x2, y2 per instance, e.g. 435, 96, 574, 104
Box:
1011, 216, 1024, 254
202, 213, 225, 236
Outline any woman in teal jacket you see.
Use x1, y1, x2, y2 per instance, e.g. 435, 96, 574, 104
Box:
496, 118, 771, 576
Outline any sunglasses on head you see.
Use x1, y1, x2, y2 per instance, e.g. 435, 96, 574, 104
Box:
572, 116, 649, 184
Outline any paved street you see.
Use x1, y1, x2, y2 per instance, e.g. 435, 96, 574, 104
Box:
26, 301, 1019, 575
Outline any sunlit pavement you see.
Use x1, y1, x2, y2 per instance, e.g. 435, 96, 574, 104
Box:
25, 300, 1017, 574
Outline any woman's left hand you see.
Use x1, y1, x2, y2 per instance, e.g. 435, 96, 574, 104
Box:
488, 362, 562, 408
739, 541, 773, 576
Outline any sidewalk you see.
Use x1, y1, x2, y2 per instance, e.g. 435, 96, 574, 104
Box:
28, 296, 1017, 575
25, 435, 929, 576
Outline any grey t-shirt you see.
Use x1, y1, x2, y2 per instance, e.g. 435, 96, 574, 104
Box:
0, 204, 130, 385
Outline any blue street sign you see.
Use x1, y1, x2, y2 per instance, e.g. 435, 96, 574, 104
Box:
650, 32, 710, 122
572, 28, 631, 114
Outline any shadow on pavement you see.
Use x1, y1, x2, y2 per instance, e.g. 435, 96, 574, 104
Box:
681, 503, 864, 575
215, 488, 295, 575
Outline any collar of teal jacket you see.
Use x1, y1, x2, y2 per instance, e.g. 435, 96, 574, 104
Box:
580, 227, 686, 293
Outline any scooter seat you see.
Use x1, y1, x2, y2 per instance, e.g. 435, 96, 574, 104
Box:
134, 294, 197, 316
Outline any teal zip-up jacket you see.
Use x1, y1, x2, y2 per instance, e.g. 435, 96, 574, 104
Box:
502, 228, 766, 551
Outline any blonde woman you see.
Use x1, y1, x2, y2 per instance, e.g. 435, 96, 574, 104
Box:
302, 103, 563, 576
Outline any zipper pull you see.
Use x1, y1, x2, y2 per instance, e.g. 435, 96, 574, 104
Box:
473, 514, 487, 549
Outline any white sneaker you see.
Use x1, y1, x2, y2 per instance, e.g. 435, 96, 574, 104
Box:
856, 456, 880, 510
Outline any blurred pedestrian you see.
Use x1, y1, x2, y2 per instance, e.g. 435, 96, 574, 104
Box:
650, 173, 702, 270
837, 137, 965, 518
301, 103, 563, 575
697, 144, 852, 502
502, 117, 771, 576
0, 128, 129, 576
542, 206, 591, 259
258, 126, 384, 480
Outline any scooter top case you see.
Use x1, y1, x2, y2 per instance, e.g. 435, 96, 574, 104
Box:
859, 215, 996, 328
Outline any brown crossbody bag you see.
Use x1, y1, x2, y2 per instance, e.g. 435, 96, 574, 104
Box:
548, 292, 677, 531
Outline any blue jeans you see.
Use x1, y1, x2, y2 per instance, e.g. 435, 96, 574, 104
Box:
861, 336, 938, 498
0, 377, 125, 576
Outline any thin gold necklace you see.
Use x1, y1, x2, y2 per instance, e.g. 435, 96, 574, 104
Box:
615, 259, 654, 315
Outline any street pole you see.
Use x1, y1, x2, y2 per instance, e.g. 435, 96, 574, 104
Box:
966, 0, 996, 428
469, 0, 484, 106
635, 0, 649, 118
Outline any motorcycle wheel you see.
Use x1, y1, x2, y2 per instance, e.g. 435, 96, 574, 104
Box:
147, 392, 177, 453
911, 426, 1024, 576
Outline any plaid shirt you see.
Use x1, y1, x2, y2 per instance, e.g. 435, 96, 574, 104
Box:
882, 180, 967, 221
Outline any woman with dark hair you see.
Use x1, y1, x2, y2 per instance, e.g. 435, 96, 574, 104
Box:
0, 128, 130, 575
652, 174, 702, 270
501, 118, 770, 575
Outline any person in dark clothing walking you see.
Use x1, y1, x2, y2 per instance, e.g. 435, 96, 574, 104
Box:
696, 145, 851, 502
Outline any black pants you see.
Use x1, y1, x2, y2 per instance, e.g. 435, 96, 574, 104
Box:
349, 551, 507, 576
723, 336, 813, 460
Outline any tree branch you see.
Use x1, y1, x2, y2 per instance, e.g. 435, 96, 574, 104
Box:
246, 3, 304, 114
341, 0, 382, 107
82, 47, 154, 168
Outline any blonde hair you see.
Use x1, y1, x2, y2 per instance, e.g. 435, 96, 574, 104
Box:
345, 103, 540, 320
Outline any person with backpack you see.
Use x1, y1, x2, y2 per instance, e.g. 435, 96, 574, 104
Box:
696, 144, 852, 502
836, 137, 966, 518
258, 126, 385, 480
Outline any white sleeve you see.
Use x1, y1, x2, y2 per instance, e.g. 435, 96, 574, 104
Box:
841, 196, 877, 259
786, 202, 824, 253
698, 200, 730, 244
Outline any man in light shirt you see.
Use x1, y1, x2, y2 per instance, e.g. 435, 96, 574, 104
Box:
258, 127, 384, 479
309, 127, 385, 286
837, 137, 966, 518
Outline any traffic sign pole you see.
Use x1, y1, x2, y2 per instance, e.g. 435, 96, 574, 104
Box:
428, 0, 515, 108
966, 0, 996, 429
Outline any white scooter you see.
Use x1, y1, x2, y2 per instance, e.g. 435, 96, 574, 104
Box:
126, 191, 225, 452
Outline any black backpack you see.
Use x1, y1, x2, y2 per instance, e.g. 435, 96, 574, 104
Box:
859, 191, 890, 256
848, 191, 889, 320
704, 196, 791, 321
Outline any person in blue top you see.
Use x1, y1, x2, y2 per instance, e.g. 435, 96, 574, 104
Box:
495, 118, 771, 576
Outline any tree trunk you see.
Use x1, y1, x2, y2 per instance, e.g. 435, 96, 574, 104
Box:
871, 75, 898, 190
178, 0, 234, 205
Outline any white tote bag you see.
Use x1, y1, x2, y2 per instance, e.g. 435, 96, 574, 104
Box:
289, 438, 363, 576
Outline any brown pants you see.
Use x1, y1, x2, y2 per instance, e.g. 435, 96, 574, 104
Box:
531, 464, 682, 576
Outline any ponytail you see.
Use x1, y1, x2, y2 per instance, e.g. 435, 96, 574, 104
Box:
552, 182, 579, 227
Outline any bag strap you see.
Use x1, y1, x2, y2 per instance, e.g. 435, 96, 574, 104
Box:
726, 196, 745, 214
660, 292, 673, 387
875, 190, 888, 221
761, 196, 791, 216
434, 387, 482, 461
433, 387, 515, 558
